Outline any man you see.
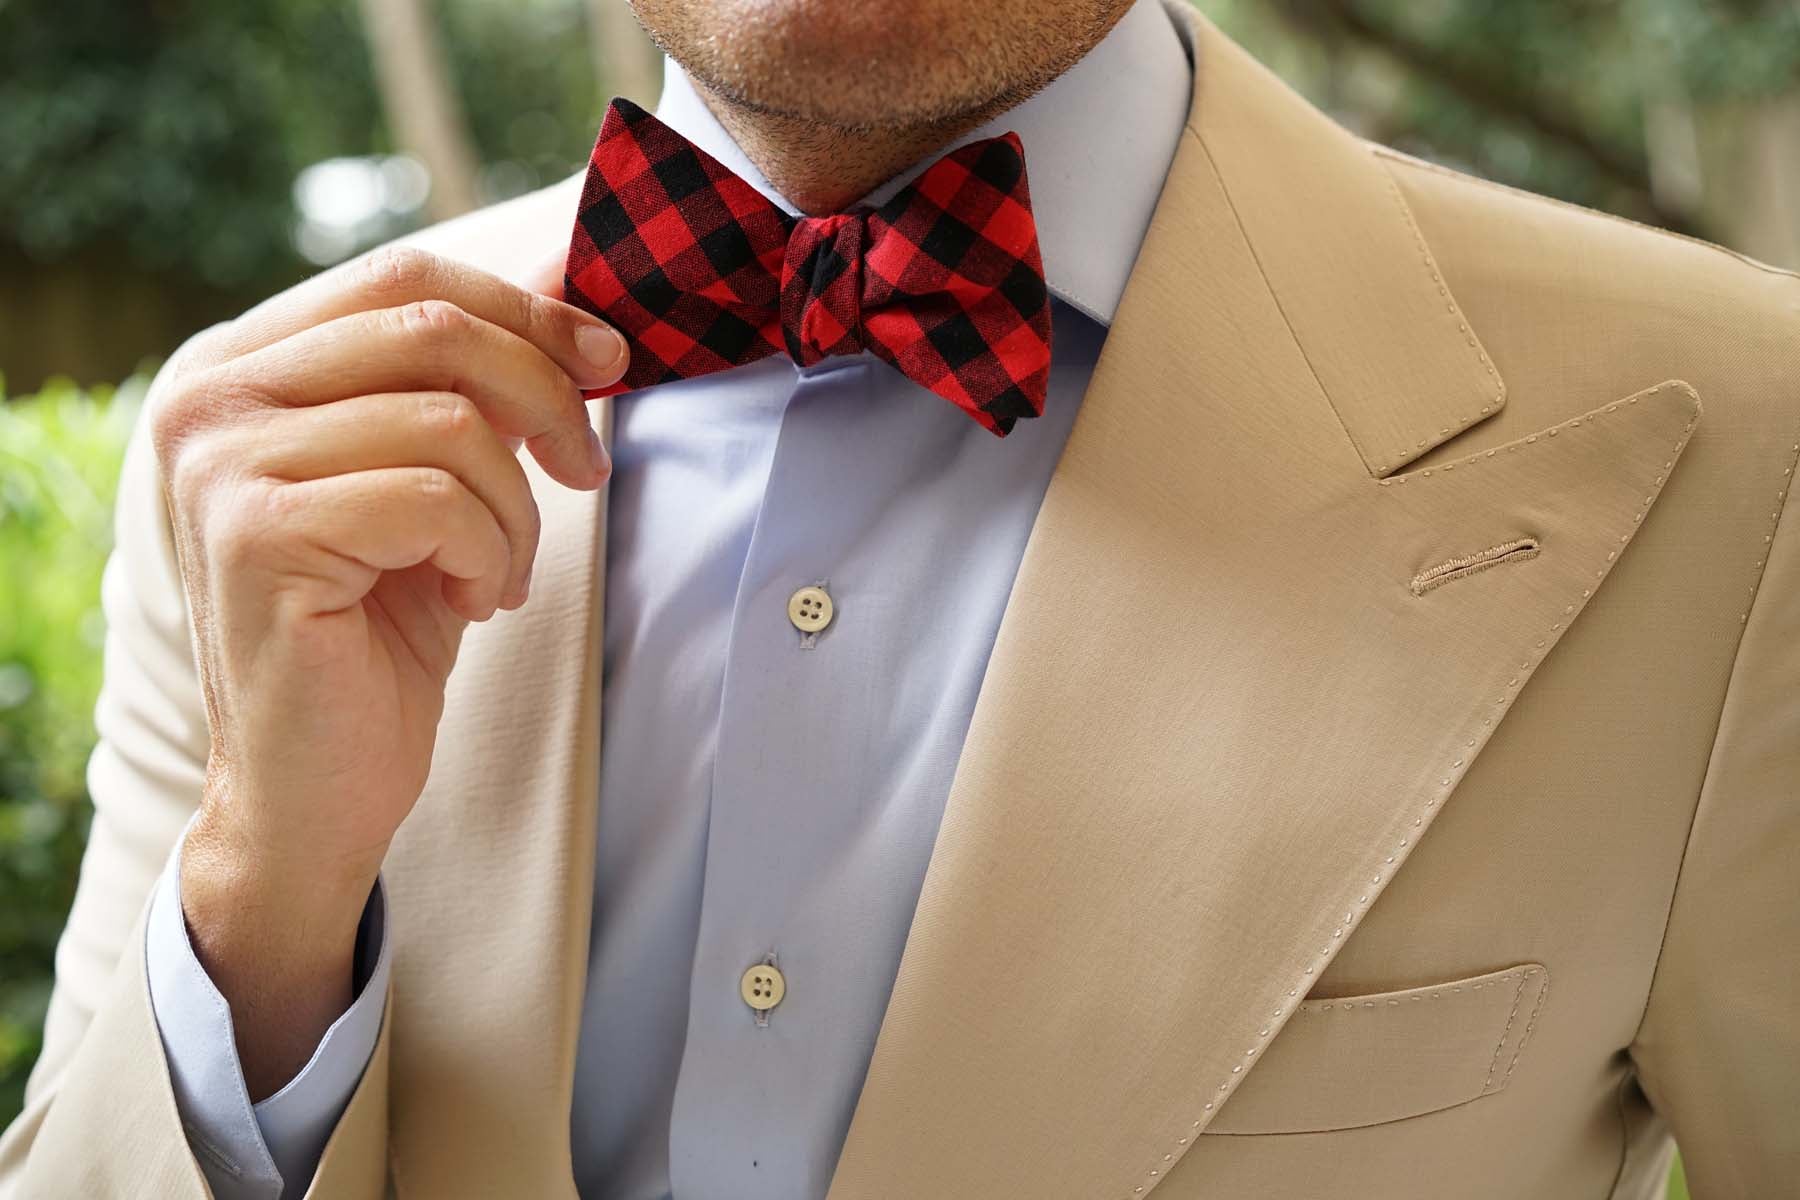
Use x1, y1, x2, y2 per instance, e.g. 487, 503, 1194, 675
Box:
1, 0, 1795, 1196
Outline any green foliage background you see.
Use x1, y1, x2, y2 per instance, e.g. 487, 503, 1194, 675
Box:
0, 0, 611, 287
0, 375, 143, 1119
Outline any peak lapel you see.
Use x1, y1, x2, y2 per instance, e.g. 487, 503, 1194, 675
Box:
825, 8, 1700, 1199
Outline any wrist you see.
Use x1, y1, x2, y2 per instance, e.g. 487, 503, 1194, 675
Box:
179, 804, 380, 980
176, 805, 383, 1100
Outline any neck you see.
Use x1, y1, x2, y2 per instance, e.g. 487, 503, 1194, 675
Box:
694, 84, 1015, 215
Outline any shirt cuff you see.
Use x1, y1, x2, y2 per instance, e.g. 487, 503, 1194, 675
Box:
144, 813, 392, 1200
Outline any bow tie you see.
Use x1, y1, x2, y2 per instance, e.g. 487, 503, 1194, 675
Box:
562, 99, 1052, 436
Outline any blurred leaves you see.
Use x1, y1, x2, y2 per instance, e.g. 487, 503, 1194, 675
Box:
0, 0, 615, 290
440, 0, 607, 200
0, 0, 632, 391
1204, 0, 1800, 243
0, 0, 378, 288
0, 372, 143, 1118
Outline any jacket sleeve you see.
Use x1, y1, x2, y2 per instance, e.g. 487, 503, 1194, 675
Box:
0, 335, 393, 1200
144, 825, 393, 1200
1628, 413, 1800, 1195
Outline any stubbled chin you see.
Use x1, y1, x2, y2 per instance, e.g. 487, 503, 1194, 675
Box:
651, 0, 1013, 126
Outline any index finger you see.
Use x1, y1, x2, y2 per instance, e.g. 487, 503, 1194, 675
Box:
203, 243, 629, 392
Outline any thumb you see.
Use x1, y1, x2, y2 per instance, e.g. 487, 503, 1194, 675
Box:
504, 240, 595, 457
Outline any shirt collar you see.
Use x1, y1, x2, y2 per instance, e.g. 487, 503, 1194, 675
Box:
649, 0, 1193, 327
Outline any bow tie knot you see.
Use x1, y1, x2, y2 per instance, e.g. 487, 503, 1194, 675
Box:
563, 99, 1053, 436
782, 212, 867, 366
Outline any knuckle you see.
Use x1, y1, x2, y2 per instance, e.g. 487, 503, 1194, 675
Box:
152, 370, 263, 465
410, 466, 459, 507
148, 388, 191, 464
165, 433, 235, 508
170, 318, 240, 376
357, 244, 438, 297
206, 483, 277, 567
522, 288, 572, 341
414, 391, 479, 442
257, 478, 311, 529
394, 297, 468, 340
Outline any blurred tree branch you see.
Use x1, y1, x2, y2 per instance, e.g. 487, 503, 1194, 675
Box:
1281, 0, 1710, 237
357, 0, 481, 220
586, 0, 663, 107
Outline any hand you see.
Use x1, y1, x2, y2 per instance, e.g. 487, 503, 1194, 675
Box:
150, 244, 626, 1096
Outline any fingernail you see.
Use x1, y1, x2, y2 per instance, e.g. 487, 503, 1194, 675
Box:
575, 323, 626, 380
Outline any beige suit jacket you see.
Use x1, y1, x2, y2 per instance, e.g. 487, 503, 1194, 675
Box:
4, 7, 1797, 1198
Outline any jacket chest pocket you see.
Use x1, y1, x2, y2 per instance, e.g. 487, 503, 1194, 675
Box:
1202, 963, 1549, 1135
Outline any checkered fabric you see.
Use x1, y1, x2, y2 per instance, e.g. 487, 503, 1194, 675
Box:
564, 99, 1052, 436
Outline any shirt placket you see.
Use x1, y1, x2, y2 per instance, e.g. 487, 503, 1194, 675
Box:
667, 357, 912, 1199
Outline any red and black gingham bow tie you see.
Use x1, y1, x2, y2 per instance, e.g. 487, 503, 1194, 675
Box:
563, 99, 1052, 436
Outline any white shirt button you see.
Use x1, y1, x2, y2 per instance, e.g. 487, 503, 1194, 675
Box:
787, 585, 834, 633
740, 963, 786, 1012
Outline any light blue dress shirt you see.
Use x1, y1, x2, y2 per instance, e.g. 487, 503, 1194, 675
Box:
141, 4, 1192, 1197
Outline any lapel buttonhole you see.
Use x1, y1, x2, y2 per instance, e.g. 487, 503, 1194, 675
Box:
1410, 536, 1543, 597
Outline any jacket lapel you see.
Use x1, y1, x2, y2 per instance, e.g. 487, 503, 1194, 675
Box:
824, 7, 1700, 1199
379, 399, 612, 1198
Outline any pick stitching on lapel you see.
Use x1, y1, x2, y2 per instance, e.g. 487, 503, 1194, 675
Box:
823, 8, 1703, 1200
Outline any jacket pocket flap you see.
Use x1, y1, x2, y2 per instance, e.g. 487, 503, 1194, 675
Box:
1204, 963, 1549, 1135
